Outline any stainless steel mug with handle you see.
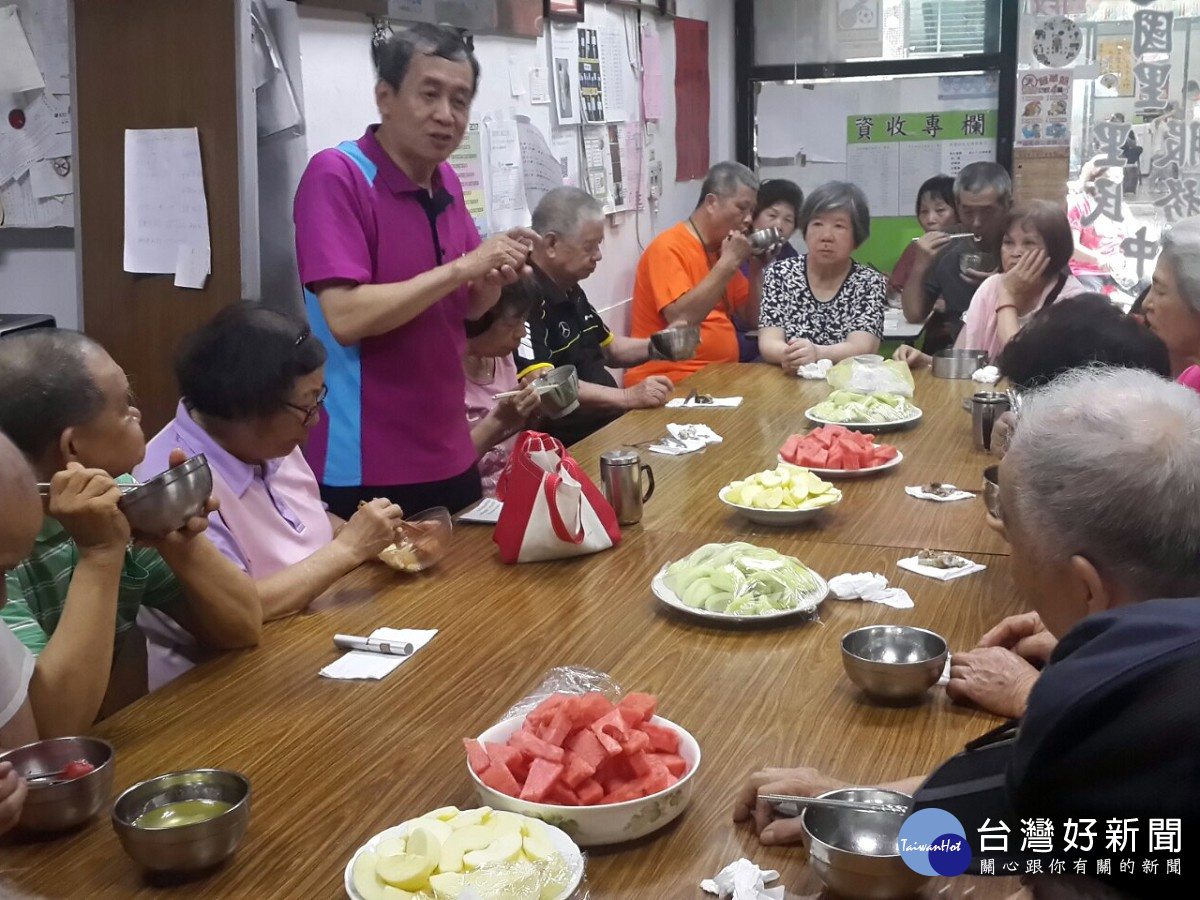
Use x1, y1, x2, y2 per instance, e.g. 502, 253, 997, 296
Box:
971, 392, 1011, 452
599, 450, 655, 525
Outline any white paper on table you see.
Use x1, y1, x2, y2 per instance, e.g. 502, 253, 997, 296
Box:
484, 119, 527, 231
174, 243, 210, 290
319, 628, 437, 681
905, 485, 975, 503
827, 572, 914, 609
123, 128, 210, 275
0, 5, 44, 92
27, 157, 70, 198
897, 556, 986, 582
666, 396, 743, 408
529, 66, 550, 104
457, 497, 503, 525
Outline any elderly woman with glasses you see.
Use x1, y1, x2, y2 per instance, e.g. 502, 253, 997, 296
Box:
138, 304, 405, 680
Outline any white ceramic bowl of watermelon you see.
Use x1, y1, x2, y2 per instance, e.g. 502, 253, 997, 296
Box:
468, 715, 701, 847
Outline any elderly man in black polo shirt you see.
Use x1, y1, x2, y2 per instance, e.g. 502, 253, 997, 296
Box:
517, 187, 674, 445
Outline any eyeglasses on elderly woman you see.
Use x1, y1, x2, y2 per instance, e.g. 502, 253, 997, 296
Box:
283, 383, 328, 426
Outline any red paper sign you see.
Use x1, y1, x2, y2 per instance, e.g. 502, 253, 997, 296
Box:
674, 17, 709, 182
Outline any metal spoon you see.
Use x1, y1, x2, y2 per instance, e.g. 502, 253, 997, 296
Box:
760, 793, 910, 818
37, 481, 142, 496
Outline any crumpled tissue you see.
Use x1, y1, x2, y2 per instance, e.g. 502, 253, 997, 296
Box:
700, 858, 785, 900
795, 358, 833, 380
828, 572, 914, 609
904, 484, 975, 502
649, 423, 723, 456
971, 365, 1000, 384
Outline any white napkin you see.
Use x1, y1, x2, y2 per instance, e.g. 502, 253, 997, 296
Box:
905, 485, 975, 503
666, 396, 743, 408
795, 358, 833, 380
828, 572, 914, 609
457, 497, 502, 524
972, 365, 1000, 384
700, 858, 784, 900
897, 556, 986, 581
938, 656, 952, 686
319, 628, 438, 680
648, 423, 723, 456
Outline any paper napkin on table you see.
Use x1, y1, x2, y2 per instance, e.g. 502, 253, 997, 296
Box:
905, 484, 975, 502
319, 628, 437, 680
897, 556, 986, 581
828, 572, 914, 609
457, 497, 502, 524
795, 358, 833, 380
700, 858, 785, 900
648, 423, 723, 456
972, 365, 1000, 384
666, 396, 743, 408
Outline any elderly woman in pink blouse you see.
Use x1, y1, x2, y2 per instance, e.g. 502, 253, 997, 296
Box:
137, 304, 405, 686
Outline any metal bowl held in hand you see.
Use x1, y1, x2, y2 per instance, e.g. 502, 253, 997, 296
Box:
112, 769, 251, 873
534, 365, 580, 419
650, 325, 701, 362
0, 737, 115, 832
747, 226, 784, 255
801, 788, 930, 899
931, 349, 988, 379
118, 454, 213, 539
841, 625, 948, 704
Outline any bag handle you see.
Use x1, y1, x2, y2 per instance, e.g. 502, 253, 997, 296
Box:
542, 472, 585, 545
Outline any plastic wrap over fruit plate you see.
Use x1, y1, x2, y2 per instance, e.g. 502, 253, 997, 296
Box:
825, 355, 915, 398
502, 667, 623, 723
657, 542, 828, 619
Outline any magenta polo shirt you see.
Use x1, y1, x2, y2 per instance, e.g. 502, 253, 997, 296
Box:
293, 126, 482, 487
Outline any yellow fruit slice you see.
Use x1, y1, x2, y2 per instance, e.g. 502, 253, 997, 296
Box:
448, 807, 491, 830
758, 487, 784, 509
351, 851, 387, 900
439, 825, 494, 873
405, 825, 442, 870
521, 826, 557, 863
428, 872, 466, 899
376, 853, 435, 891
463, 831, 523, 869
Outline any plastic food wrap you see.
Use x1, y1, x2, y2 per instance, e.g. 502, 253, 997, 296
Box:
453, 850, 587, 900
826, 355, 915, 398
662, 542, 824, 617
501, 667, 622, 724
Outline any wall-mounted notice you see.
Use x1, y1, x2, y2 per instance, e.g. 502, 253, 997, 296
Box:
578, 27, 604, 124
845, 110, 996, 217
449, 122, 488, 235
1016, 69, 1072, 148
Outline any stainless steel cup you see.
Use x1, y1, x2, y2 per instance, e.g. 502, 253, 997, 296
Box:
599, 450, 655, 525
971, 392, 1011, 452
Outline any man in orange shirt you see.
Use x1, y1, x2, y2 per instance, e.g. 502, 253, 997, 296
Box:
626, 161, 762, 385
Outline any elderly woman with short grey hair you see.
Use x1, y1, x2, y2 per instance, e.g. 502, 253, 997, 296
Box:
757, 181, 886, 373
1142, 215, 1200, 390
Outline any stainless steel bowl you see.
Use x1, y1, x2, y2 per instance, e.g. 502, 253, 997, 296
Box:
841, 625, 949, 704
931, 349, 988, 379
0, 737, 115, 832
118, 454, 213, 539
801, 788, 930, 899
533, 365, 580, 419
650, 325, 701, 362
112, 769, 251, 873
983, 464, 1001, 519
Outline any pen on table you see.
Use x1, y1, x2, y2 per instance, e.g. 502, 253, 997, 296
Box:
333, 634, 414, 657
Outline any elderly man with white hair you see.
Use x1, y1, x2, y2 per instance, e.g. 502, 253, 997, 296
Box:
516, 187, 674, 445
734, 367, 1200, 899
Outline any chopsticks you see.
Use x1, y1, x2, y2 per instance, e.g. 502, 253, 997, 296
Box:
36, 481, 142, 496
760, 793, 910, 817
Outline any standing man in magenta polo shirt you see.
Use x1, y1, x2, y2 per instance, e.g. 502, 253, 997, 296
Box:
294, 25, 537, 518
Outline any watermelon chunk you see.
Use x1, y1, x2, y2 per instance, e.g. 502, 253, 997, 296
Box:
617, 692, 658, 723
604, 779, 644, 804
564, 727, 608, 770
544, 781, 581, 806
640, 722, 680, 753
520, 758, 564, 802
526, 693, 569, 727
576, 778, 604, 805
539, 709, 573, 747
627, 751, 653, 778
464, 739, 490, 775
651, 753, 688, 777
620, 728, 651, 755
484, 742, 522, 772
569, 692, 615, 725
479, 760, 521, 797
510, 729, 565, 763
561, 751, 597, 788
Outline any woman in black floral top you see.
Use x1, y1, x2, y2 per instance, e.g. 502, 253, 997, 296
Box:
758, 181, 887, 374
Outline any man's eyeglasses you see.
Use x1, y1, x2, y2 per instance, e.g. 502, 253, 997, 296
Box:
284, 384, 328, 426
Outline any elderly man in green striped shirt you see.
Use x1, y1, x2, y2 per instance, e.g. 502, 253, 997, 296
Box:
0, 331, 261, 738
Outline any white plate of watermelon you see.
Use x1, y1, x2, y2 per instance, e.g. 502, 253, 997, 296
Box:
778, 425, 903, 478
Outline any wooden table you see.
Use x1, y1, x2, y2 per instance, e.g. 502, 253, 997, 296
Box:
6, 366, 1020, 898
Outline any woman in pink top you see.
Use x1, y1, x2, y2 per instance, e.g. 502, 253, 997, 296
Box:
1067, 157, 1130, 293
895, 202, 1085, 366
463, 280, 541, 496
1141, 216, 1200, 393
139, 306, 407, 685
